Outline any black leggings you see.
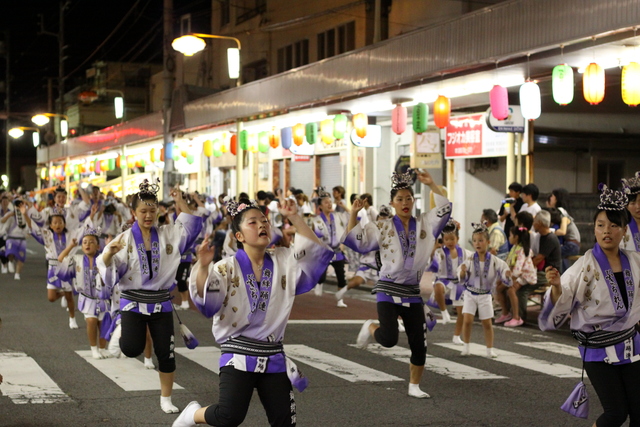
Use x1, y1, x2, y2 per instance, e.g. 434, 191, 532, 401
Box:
119, 311, 175, 373
175, 262, 191, 293
318, 260, 347, 289
204, 366, 295, 427
585, 361, 640, 427
374, 301, 427, 366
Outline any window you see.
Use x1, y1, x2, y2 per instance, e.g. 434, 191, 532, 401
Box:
318, 21, 354, 61
243, 59, 268, 83
237, 0, 267, 25
277, 39, 309, 73
220, 0, 230, 27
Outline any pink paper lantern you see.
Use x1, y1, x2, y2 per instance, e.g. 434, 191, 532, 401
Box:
391, 104, 407, 135
490, 85, 509, 120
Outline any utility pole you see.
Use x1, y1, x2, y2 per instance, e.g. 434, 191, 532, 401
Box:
162, 0, 175, 199
3, 31, 9, 189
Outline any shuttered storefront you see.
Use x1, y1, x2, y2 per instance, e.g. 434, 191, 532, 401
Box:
289, 159, 314, 195
319, 154, 342, 193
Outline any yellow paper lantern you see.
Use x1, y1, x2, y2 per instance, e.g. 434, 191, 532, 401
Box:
321, 119, 334, 145
353, 113, 368, 138
622, 62, 640, 107
203, 139, 213, 157
583, 62, 605, 105
293, 123, 305, 146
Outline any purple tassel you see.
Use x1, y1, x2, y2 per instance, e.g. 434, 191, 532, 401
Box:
100, 312, 113, 340
180, 323, 199, 349
426, 296, 439, 309
560, 381, 589, 419
423, 304, 437, 332
286, 357, 309, 392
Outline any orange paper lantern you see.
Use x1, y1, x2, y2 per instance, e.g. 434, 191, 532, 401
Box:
583, 62, 605, 105
433, 95, 451, 129
353, 113, 368, 138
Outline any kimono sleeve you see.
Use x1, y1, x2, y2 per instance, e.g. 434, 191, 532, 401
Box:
493, 257, 512, 287
421, 193, 452, 239
173, 212, 203, 254
188, 259, 227, 318
457, 256, 473, 283
76, 201, 91, 222
538, 260, 582, 331
57, 255, 77, 284
97, 234, 129, 288
29, 221, 46, 246
342, 221, 381, 254
287, 234, 334, 295
27, 206, 44, 227
428, 249, 443, 273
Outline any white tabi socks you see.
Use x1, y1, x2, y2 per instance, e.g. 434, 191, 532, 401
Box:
144, 357, 156, 369
440, 310, 451, 324
108, 324, 122, 358
335, 286, 348, 301
91, 346, 105, 360
461, 343, 471, 356
161, 395, 179, 414
69, 317, 78, 329
452, 335, 464, 345
172, 401, 201, 427
408, 383, 431, 399
313, 283, 323, 296
486, 347, 497, 358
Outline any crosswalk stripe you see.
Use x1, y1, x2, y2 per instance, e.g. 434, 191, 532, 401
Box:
286, 344, 403, 382
0, 352, 71, 404
515, 342, 580, 358
353, 344, 507, 380
75, 351, 184, 391
175, 347, 221, 374
435, 343, 582, 378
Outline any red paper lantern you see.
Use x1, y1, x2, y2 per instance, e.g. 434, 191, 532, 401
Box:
433, 95, 451, 129
230, 134, 237, 155
583, 62, 605, 105
489, 85, 509, 120
391, 104, 407, 135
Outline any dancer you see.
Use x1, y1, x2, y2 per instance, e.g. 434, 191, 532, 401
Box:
57, 226, 111, 358
540, 184, 640, 426
344, 169, 451, 399
458, 223, 511, 358
26, 205, 88, 328
0, 193, 12, 274
171, 197, 332, 427
1, 199, 31, 280
98, 179, 202, 414
622, 171, 640, 252
28, 186, 90, 231
312, 188, 349, 307
427, 219, 472, 344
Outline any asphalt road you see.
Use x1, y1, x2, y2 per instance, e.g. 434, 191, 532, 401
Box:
0, 241, 602, 426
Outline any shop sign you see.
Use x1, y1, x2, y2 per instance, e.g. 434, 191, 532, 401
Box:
445, 113, 523, 159
485, 105, 525, 133
350, 125, 382, 147
411, 131, 441, 169
293, 155, 311, 162
289, 141, 315, 156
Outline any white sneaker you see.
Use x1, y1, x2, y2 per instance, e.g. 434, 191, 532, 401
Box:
336, 299, 348, 308
1, 264, 7, 274
161, 396, 179, 414
7, 261, 14, 273
452, 335, 464, 346
335, 286, 348, 301
408, 384, 431, 399
60, 296, 68, 308
69, 317, 79, 329
314, 284, 323, 296
440, 310, 451, 324
144, 357, 156, 370
486, 348, 498, 358
356, 319, 374, 349
398, 320, 405, 333
14, 273, 20, 280
172, 401, 201, 427
108, 324, 122, 358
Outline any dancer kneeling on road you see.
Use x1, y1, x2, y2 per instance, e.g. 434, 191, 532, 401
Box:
343, 169, 451, 399
98, 180, 202, 414
172, 196, 332, 427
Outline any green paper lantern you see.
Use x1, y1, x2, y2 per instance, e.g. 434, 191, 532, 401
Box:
552, 64, 574, 106
239, 130, 249, 150
333, 114, 348, 139
108, 158, 115, 171
305, 122, 318, 145
412, 102, 428, 134
186, 154, 195, 164
258, 131, 269, 153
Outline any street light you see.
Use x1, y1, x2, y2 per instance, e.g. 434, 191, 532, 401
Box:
171, 33, 242, 83
9, 126, 41, 147
31, 113, 69, 138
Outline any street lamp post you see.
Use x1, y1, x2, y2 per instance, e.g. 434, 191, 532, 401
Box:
9, 126, 40, 147
172, 32, 244, 197
31, 113, 69, 139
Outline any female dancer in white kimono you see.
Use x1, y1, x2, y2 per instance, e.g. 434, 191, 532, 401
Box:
621, 171, 640, 252
28, 186, 91, 231
171, 197, 333, 427
98, 179, 202, 414
57, 225, 111, 359
1, 199, 30, 280
540, 185, 640, 426
343, 169, 451, 399
311, 188, 350, 306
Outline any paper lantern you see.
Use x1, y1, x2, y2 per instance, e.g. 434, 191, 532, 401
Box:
433, 95, 451, 129
94, 159, 101, 174
127, 156, 135, 169
281, 127, 292, 149
489, 85, 509, 120
150, 148, 157, 163
165, 142, 174, 160
519, 81, 541, 121
293, 123, 305, 146
116, 156, 121, 169
333, 114, 348, 139
239, 130, 249, 150
75, 164, 81, 174
320, 119, 334, 145
269, 127, 280, 148
212, 139, 222, 157
102, 160, 109, 172
412, 102, 428, 134
40, 168, 47, 180
622, 62, 640, 107
220, 141, 228, 153
64, 163, 71, 176
248, 133, 259, 153
203, 139, 213, 157
173, 150, 180, 161
186, 154, 194, 164
353, 113, 367, 138
305, 122, 318, 145
108, 158, 115, 171
73, 173, 80, 182
160, 148, 164, 162
230, 134, 237, 155
258, 131, 269, 152
583, 62, 605, 105
552, 64, 574, 105
391, 104, 407, 135
89, 162, 95, 173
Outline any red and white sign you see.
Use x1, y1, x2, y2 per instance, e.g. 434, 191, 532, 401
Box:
293, 155, 311, 162
445, 114, 483, 158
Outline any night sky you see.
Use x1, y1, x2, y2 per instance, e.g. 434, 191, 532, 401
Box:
0, 0, 208, 188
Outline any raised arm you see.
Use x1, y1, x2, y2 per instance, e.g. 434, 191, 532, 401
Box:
347, 198, 365, 234
57, 238, 78, 263
278, 198, 323, 246
416, 170, 444, 197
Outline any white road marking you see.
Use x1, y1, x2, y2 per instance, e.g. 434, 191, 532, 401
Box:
288, 320, 371, 325
0, 352, 72, 404
354, 344, 506, 380
176, 347, 221, 374
436, 343, 582, 378
515, 342, 581, 358
286, 344, 403, 382
76, 351, 184, 391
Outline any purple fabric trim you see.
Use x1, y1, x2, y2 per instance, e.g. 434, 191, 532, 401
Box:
578, 332, 640, 364
320, 212, 337, 248
131, 222, 160, 287
119, 297, 173, 314
235, 249, 274, 322
219, 352, 287, 373
47, 265, 62, 288
630, 220, 640, 251
5, 239, 26, 262
376, 292, 422, 305
593, 243, 634, 319
392, 215, 417, 270
53, 233, 66, 256
443, 246, 463, 279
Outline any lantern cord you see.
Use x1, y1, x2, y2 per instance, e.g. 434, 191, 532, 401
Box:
526, 54, 531, 80
560, 45, 564, 62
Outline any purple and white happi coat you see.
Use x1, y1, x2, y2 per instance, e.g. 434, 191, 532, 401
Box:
312, 211, 349, 262
429, 245, 474, 302
28, 202, 90, 231
188, 234, 333, 390
457, 251, 511, 295
620, 220, 640, 252
58, 253, 110, 317
342, 193, 451, 305
97, 212, 202, 315
540, 246, 640, 365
